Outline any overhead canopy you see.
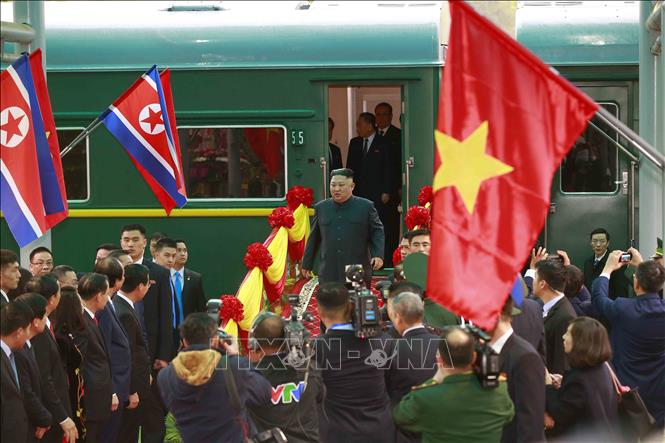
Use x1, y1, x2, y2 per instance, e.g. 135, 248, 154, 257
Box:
37, 1, 442, 71
516, 1, 639, 66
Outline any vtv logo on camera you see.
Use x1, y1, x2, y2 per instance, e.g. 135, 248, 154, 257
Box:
271, 381, 306, 405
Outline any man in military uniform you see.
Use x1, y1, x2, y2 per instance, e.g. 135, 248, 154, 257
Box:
302, 168, 385, 285
394, 327, 514, 443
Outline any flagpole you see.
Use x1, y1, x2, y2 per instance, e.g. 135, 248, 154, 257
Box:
59, 117, 102, 158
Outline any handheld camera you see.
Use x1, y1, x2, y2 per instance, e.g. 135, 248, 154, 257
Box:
346, 264, 382, 338
464, 324, 501, 390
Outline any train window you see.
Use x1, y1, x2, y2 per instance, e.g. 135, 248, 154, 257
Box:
56, 128, 90, 202
560, 103, 618, 194
177, 126, 286, 199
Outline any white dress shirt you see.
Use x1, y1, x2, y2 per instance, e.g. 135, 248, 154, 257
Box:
490, 328, 513, 354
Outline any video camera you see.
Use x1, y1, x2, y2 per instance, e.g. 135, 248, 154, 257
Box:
283, 294, 314, 367
205, 299, 233, 346
345, 264, 382, 338
464, 324, 500, 389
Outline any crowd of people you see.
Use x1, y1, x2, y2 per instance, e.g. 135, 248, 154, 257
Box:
2, 181, 665, 443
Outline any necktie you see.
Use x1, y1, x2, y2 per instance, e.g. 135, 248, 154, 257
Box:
379, 129, 384, 136
9, 352, 20, 388
173, 272, 184, 328
362, 138, 368, 156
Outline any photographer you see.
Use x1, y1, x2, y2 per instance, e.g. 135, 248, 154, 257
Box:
314, 282, 395, 443
394, 327, 514, 443
157, 313, 271, 443
248, 313, 322, 443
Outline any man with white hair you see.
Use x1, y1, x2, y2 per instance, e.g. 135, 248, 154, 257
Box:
385, 292, 439, 404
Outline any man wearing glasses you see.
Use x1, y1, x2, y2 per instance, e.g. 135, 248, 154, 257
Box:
583, 228, 631, 300
29, 247, 54, 277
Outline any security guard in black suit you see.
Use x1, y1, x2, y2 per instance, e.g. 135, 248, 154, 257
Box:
314, 282, 396, 443
302, 168, 385, 285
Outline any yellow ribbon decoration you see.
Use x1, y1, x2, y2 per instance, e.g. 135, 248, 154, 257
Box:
264, 227, 289, 284
225, 267, 265, 336
288, 203, 310, 243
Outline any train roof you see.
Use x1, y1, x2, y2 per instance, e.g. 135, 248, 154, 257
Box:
2, 1, 639, 71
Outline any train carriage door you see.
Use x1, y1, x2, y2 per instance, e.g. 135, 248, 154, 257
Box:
328, 85, 404, 267
545, 86, 636, 273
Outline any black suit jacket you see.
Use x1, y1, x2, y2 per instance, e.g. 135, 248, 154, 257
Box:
385, 326, 438, 406
545, 364, 620, 441
346, 134, 395, 204
329, 142, 343, 171
139, 259, 175, 361
181, 268, 207, 318
76, 313, 113, 422
97, 300, 132, 403
0, 291, 9, 307
31, 328, 72, 428
512, 297, 546, 364
583, 254, 632, 300
1, 349, 29, 443
379, 125, 402, 196
16, 343, 53, 436
113, 295, 152, 400
302, 196, 385, 284
315, 330, 395, 443
499, 333, 546, 443
544, 297, 577, 374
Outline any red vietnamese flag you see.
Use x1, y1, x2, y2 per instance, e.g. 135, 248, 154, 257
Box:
426, 1, 598, 329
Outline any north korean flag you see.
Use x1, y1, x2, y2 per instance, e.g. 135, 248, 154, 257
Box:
101, 66, 187, 214
1, 53, 66, 247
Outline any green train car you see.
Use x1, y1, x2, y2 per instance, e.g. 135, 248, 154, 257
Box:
0, 1, 640, 297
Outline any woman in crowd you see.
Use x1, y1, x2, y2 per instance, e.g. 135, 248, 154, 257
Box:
545, 316, 620, 441
52, 287, 87, 440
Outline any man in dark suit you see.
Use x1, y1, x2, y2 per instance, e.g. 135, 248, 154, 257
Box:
532, 259, 577, 374
1, 249, 21, 306
328, 117, 343, 171
490, 296, 546, 443
302, 168, 385, 285
94, 257, 132, 443
1, 300, 34, 443
120, 224, 174, 365
174, 240, 207, 318
385, 292, 438, 406
315, 283, 396, 443
583, 227, 631, 299
512, 297, 547, 364
592, 248, 665, 428
114, 264, 153, 443
77, 273, 114, 443
26, 275, 78, 443
385, 292, 439, 443
375, 103, 402, 268
14, 293, 53, 441
120, 226, 172, 443
346, 112, 399, 266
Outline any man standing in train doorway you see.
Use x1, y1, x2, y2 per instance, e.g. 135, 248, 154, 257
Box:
375, 102, 403, 268
302, 168, 385, 286
346, 112, 399, 266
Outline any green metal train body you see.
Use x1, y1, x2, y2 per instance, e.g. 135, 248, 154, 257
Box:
0, 2, 640, 297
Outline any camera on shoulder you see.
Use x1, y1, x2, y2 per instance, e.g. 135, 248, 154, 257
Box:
464, 324, 501, 389
345, 264, 382, 338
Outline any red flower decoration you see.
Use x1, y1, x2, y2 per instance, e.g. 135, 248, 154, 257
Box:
418, 186, 433, 207
286, 186, 314, 210
392, 246, 403, 266
243, 242, 273, 271
405, 206, 431, 230
220, 295, 244, 323
268, 207, 295, 229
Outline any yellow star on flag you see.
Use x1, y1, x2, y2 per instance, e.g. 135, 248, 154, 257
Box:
433, 121, 514, 214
